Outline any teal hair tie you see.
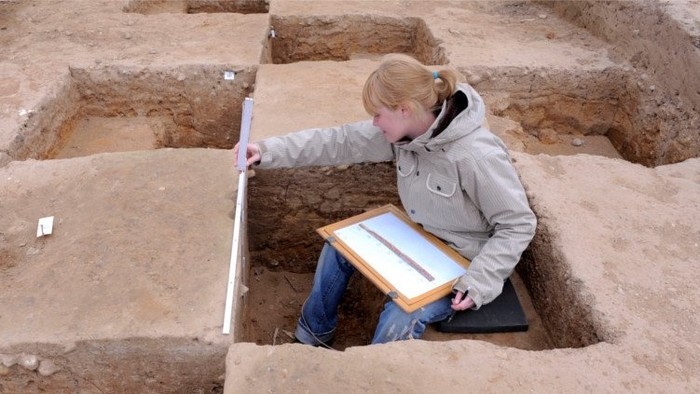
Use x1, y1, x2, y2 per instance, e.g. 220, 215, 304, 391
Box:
433, 71, 439, 80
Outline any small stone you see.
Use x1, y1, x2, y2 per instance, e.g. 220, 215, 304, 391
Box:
538, 14, 547, 19
124, 33, 132, 40
0, 353, 17, 368
537, 128, 558, 145
0, 152, 10, 167
65, 31, 72, 36
242, 82, 250, 89
572, 138, 584, 146
95, 59, 102, 64
649, 85, 656, 92
38, 359, 60, 377
448, 27, 463, 36
63, 342, 77, 354
177, 73, 186, 82
18, 353, 38, 371
467, 74, 482, 85
19, 242, 26, 247
0, 364, 10, 376
149, 49, 157, 55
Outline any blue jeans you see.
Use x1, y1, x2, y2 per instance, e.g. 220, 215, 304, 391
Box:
295, 242, 454, 345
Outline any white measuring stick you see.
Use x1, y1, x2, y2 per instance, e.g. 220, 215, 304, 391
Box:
235, 97, 254, 172
223, 97, 254, 335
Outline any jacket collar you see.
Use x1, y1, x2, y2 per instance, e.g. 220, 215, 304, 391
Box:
396, 83, 486, 152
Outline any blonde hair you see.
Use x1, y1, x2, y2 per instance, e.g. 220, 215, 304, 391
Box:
362, 54, 462, 118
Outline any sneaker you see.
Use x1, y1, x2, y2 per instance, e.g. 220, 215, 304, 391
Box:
292, 336, 334, 348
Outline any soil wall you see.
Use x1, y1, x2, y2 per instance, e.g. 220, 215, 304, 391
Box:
542, 0, 700, 166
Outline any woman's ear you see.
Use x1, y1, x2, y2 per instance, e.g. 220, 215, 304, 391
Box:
399, 103, 413, 118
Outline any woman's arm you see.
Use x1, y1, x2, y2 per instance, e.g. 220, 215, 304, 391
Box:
453, 148, 537, 309
253, 120, 394, 169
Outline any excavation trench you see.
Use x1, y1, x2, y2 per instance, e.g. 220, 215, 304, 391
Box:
123, 0, 270, 14
542, 0, 700, 166
10, 65, 256, 161
244, 164, 598, 350
266, 15, 447, 65
473, 66, 700, 167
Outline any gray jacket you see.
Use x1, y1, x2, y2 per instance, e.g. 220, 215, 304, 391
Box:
257, 83, 536, 309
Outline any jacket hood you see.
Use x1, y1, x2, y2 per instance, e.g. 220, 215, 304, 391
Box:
400, 83, 486, 152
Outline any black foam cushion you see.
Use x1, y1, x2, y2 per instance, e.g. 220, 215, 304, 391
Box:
435, 277, 528, 333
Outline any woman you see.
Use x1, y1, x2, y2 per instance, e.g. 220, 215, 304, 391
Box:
235, 54, 536, 346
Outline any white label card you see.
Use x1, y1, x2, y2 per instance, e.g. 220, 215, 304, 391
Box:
37, 216, 54, 237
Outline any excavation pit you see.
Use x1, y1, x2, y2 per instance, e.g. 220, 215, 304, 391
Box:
243, 164, 600, 351
17, 66, 256, 161
124, 0, 270, 15
267, 15, 447, 65
476, 68, 700, 167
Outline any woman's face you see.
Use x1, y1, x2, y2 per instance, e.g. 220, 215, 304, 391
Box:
372, 106, 410, 143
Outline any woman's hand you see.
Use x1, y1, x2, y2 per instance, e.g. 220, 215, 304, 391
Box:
233, 142, 261, 167
450, 290, 475, 311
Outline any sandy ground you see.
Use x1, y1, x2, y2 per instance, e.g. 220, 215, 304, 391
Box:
0, 0, 699, 392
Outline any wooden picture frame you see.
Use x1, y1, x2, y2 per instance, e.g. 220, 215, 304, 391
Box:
317, 204, 470, 313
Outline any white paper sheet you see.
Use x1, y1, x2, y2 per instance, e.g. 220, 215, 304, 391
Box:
333, 212, 466, 299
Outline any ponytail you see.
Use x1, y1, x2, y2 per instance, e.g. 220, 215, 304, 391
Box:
433, 68, 461, 105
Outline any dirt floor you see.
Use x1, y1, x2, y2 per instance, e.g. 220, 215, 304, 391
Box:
1, 0, 699, 393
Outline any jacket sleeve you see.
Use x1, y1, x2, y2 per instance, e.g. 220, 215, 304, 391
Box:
256, 120, 394, 168
452, 148, 537, 309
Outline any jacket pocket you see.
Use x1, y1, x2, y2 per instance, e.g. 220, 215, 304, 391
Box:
426, 172, 457, 197
396, 154, 416, 177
